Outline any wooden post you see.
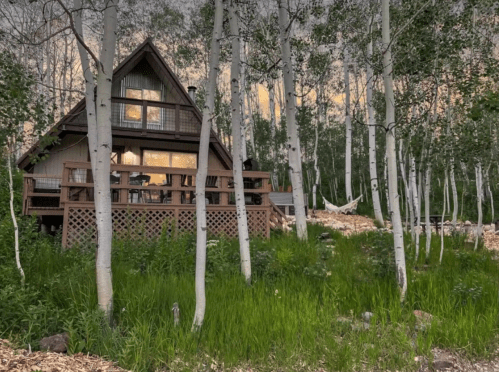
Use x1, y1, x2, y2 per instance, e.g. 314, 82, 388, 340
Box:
172, 302, 180, 326
220, 176, 229, 205
266, 208, 270, 237
62, 204, 70, 248
172, 174, 182, 205
142, 101, 148, 130
175, 105, 180, 133
61, 165, 70, 204
120, 171, 129, 204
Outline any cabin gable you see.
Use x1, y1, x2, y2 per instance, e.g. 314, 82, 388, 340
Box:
17, 39, 231, 171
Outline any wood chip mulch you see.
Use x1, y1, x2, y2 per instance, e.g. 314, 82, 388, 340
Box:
483, 231, 499, 251
0, 339, 128, 372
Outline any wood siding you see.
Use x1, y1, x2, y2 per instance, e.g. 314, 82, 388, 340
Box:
112, 59, 187, 104
33, 135, 88, 176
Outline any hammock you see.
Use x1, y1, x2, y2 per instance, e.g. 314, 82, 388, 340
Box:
323, 195, 363, 214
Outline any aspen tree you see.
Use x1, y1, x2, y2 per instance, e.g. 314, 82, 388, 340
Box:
229, 0, 251, 284
344, 47, 353, 203
440, 174, 447, 263
366, 18, 383, 226
382, 0, 407, 299
192, 0, 223, 330
71, 0, 119, 322
475, 163, 483, 251
277, 0, 308, 240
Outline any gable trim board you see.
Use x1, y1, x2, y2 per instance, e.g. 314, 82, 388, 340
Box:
17, 38, 232, 171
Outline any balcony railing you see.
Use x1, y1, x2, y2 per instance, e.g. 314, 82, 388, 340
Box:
110, 98, 200, 134
60, 161, 271, 207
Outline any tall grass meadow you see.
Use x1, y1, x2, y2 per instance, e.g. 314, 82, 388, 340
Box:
1, 211, 498, 371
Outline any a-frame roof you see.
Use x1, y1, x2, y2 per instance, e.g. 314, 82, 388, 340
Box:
17, 38, 233, 170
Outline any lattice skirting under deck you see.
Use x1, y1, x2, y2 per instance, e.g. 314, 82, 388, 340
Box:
63, 205, 268, 247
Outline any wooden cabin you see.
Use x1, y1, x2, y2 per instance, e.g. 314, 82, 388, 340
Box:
18, 39, 284, 247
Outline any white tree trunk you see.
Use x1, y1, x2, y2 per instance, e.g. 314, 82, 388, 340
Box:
382, 0, 407, 300
425, 77, 438, 258
439, 172, 447, 264
344, 48, 353, 203
74, 0, 97, 175
399, 140, 414, 240
475, 162, 483, 251
7, 150, 24, 284
94, 0, 118, 321
312, 119, 319, 211
384, 150, 390, 213
192, 0, 223, 331
366, 22, 384, 226
269, 82, 279, 190
450, 158, 458, 229
74, 0, 118, 321
485, 167, 494, 222
277, 0, 307, 240
229, 1, 251, 284
424, 164, 432, 258
246, 84, 256, 158
410, 155, 421, 259
240, 40, 248, 161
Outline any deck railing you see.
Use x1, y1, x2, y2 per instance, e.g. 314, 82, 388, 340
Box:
23, 174, 62, 214
60, 161, 271, 207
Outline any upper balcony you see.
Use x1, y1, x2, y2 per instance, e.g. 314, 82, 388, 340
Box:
110, 97, 200, 135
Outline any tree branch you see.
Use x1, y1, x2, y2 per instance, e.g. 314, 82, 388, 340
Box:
55, 0, 100, 67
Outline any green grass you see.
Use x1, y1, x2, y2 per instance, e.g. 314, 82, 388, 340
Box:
1, 220, 498, 371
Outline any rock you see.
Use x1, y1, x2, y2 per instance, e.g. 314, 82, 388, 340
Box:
361, 311, 373, 322
318, 232, 332, 240
39, 333, 69, 353
350, 321, 370, 331
336, 316, 353, 325
415, 324, 427, 332
433, 360, 454, 370
413, 310, 433, 322
464, 220, 472, 226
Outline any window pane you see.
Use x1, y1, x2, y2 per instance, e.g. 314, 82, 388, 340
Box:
123, 151, 138, 165
126, 88, 142, 100
144, 150, 170, 185
144, 89, 161, 101
143, 150, 170, 167
172, 152, 197, 169
147, 106, 160, 123
125, 104, 142, 121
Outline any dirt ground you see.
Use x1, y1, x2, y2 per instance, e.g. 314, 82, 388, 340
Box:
284, 210, 379, 236
298, 210, 499, 251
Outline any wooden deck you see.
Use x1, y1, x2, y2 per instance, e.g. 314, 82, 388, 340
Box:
23, 161, 284, 246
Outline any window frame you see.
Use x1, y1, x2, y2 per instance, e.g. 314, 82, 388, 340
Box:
141, 148, 198, 169
123, 87, 163, 126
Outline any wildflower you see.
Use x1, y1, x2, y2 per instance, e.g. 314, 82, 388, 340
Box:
326, 271, 332, 277
274, 289, 279, 295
